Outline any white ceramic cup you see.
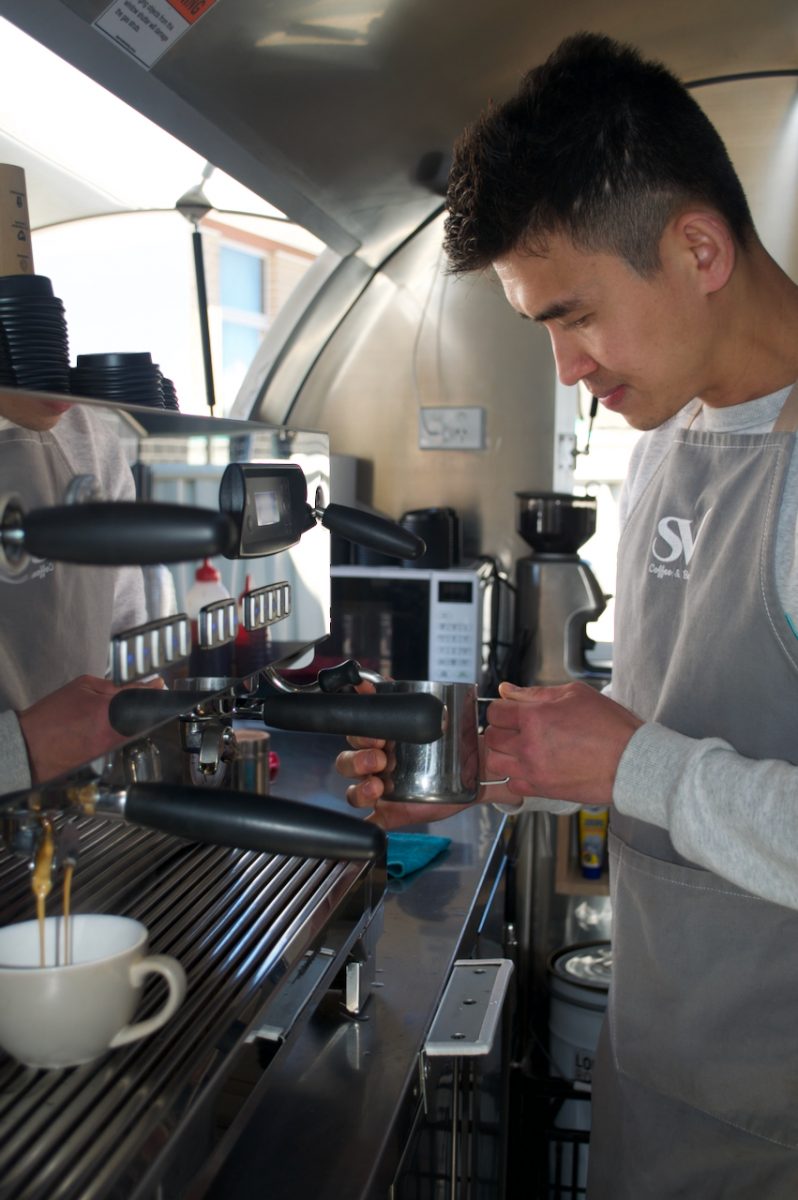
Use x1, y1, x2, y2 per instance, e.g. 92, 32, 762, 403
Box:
0, 914, 186, 1069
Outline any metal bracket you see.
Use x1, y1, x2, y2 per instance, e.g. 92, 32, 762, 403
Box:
250, 947, 338, 1043
423, 958, 514, 1058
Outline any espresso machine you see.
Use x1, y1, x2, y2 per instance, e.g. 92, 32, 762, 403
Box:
512, 492, 611, 689
0, 396, 446, 1200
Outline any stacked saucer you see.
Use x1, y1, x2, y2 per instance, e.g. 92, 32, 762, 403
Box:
0, 275, 70, 393
69, 352, 166, 407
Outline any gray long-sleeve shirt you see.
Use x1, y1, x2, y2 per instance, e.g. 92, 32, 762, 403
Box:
507, 384, 798, 910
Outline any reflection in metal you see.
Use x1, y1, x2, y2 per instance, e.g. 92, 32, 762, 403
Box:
762, 87, 798, 268
0, 395, 330, 788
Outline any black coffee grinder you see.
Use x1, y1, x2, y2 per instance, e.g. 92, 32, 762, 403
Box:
512, 492, 611, 688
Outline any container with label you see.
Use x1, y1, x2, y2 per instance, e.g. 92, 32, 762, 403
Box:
546, 940, 612, 1195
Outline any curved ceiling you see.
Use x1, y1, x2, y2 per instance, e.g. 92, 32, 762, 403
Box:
0, 0, 796, 262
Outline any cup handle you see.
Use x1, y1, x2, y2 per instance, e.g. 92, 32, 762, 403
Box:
109, 954, 187, 1048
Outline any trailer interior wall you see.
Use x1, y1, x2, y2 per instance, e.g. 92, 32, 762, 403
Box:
244, 214, 562, 567
0, 0, 796, 568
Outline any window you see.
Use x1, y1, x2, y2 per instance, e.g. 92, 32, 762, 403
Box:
217, 243, 269, 414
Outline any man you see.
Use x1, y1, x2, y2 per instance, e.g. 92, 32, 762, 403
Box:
0, 390, 148, 790
337, 33, 798, 1197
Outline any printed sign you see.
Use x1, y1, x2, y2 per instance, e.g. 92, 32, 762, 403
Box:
94, 0, 219, 69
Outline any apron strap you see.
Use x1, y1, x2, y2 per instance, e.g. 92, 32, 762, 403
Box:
772, 381, 798, 433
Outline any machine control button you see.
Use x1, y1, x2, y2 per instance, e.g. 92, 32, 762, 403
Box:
241, 582, 292, 631
111, 615, 191, 684
198, 597, 237, 648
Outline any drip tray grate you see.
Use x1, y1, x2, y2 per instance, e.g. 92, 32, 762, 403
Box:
0, 816, 377, 1199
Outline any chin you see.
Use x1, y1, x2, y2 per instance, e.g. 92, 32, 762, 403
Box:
0, 394, 72, 431
625, 413, 663, 432
624, 398, 687, 432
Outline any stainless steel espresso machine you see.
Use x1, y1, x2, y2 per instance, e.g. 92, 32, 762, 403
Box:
0, 395, 444, 1200
512, 492, 611, 690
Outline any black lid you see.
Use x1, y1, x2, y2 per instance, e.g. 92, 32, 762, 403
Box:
0, 274, 54, 298
76, 352, 154, 368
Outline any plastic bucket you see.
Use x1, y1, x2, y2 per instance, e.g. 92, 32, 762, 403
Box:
547, 940, 611, 1088
546, 941, 612, 1196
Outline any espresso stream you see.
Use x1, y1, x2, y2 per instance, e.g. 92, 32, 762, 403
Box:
31, 817, 73, 967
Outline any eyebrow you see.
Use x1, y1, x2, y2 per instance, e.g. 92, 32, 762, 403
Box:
531, 296, 585, 323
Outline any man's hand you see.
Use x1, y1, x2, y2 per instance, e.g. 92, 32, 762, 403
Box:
334, 681, 521, 830
332, 680, 471, 830
18, 675, 164, 785
483, 680, 643, 807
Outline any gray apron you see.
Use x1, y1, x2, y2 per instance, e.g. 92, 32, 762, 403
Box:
0, 423, 116, 711
587, 385, 798, 1198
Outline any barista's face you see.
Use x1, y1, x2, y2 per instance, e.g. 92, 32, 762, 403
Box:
493, 228, 716, 431
0, 390, 73, 431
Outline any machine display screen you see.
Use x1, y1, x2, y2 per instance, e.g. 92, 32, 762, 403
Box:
437, 580, 473, 604
254, 487, 282, 526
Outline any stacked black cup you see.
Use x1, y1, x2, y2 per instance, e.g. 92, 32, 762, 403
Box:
159, 375, 180, 411
69, 352, 170, 408
0, 322, 15, 386
0, 275, 70, 393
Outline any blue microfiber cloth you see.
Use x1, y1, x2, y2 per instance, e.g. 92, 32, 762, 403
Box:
386, 832, 451, 878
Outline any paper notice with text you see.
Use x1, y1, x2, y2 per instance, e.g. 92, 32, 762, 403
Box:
94, 0, 218, 68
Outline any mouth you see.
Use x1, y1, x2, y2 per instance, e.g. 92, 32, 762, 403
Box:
593, 384, 627, 411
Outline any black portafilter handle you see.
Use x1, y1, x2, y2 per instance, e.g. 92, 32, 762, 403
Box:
109, 689, 224, 737
318, 503, 425, 561
110, 685, 445, 744
22, 502, 237, 565
261, 691, 445, 743
124, 782, 385, 862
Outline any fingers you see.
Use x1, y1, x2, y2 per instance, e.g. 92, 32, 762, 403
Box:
72, 675, 121, 697
336, 746, 387, 779
346, 734, 386, 751
498, 680, 539, 701
73, 675, 167, 698
486, 688, 547, 730
345, 779, 384, 809
336, 746, 387, 809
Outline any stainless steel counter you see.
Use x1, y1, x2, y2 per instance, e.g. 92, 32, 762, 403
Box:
204, 729, 510, 1200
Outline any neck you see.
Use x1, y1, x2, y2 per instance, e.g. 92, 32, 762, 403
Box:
700, 240, 798, 407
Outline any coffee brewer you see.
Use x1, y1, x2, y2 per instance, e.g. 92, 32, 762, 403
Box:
512, 492, 611, 688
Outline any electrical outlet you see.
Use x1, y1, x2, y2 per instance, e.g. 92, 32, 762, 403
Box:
418, 406, 485, 450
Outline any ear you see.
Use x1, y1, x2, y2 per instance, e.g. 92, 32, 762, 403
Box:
672, 211, 736, 295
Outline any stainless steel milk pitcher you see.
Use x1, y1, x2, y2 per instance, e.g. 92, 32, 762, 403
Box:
375, 680, 509, 804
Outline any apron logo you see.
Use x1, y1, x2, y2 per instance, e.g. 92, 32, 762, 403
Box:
649, 510, 712, 579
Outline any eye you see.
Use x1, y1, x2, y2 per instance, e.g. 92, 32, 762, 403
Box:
566, 314, 592, 330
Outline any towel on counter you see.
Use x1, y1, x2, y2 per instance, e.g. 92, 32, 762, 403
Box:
386, 832, 451, 878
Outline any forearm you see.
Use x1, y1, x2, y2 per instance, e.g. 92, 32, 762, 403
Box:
615, 723, 798, 909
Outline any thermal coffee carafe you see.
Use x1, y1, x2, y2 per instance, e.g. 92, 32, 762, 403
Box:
512, 492, 611, 688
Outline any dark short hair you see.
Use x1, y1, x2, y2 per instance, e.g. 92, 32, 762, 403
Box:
443, 32, 754, 276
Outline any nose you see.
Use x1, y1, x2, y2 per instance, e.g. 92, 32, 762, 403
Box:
548, 329, 598, 388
